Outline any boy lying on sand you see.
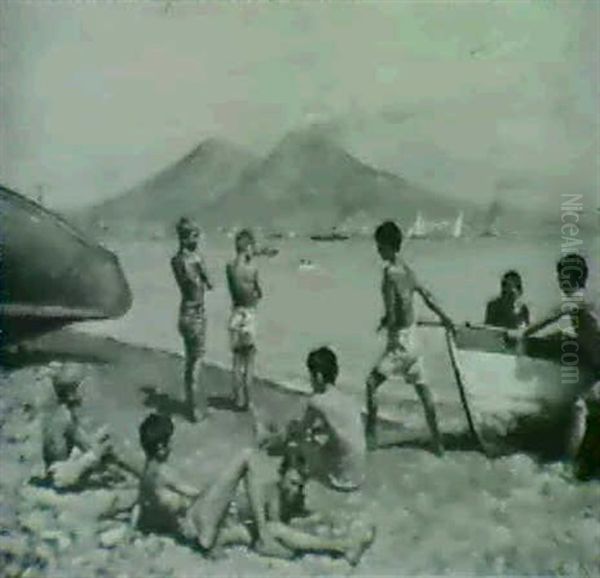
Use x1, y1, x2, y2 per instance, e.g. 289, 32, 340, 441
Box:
508, 253, 599, 480
40, 364, 116, 489
136, 413, 374, 565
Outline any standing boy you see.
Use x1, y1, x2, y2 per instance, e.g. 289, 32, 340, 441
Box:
365, 221, 455, 454
485, 270, 530, 329
509, 253, 599, 479
226, 229, 262, 411
171, 217, 213, 422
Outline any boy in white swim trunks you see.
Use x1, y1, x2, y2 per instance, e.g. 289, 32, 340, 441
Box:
226, 229, 262, 411
365, 221, 455, 455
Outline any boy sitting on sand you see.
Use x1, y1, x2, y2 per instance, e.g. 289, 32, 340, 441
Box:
171, 217, 213, 422
299, 347, 366, 492
40, 364, 115, 489
485, 270, 530, 329
508, 253, 599, 480
226, 228, 262, 411
136, 412, 373, 565
254, 347, 366, 492
365, 221, 455, 454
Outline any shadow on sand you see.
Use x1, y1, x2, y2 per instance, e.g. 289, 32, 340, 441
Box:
1, 328, 577, 466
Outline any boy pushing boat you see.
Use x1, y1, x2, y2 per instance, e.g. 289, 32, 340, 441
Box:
365, 221, 456, 454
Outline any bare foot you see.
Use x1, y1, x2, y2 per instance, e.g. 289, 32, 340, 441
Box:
255, 537, 294, 560
345, 524, 376, 567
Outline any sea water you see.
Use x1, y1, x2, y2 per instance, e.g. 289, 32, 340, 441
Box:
80, 234, 598, 408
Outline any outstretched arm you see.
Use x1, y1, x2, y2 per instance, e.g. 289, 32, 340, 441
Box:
410, 267, 454, 327
523, 306, 564, 338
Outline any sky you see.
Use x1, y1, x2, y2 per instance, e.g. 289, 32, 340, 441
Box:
0, 0, 598, 213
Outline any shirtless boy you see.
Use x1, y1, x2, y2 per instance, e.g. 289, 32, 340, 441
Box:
171, 217, 213, 422
255, 347, 366, 492
299, 347, 366, 491
226, 229, 262, 411
485, 270, 530, 329
508, 253, 599, 479
41, 363, 114, 489
365, 221, 455, 454
135, 413, 373, 565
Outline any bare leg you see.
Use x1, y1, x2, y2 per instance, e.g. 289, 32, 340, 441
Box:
567, 397, 588, 459
265, 520, 375, 566
240, 349, 256, 411
189, 448, 254, 550
365, 371, 385, 451
232, 352, 243, 408
414, 383, 444, 456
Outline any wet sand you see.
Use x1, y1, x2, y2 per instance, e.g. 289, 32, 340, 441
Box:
1, 330, 599, 577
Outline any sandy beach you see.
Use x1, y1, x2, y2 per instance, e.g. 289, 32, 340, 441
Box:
1, 328, 599, 577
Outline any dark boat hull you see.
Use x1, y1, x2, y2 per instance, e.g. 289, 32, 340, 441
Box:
0, 185, 132, 345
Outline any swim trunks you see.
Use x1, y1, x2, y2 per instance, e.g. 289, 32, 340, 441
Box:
228, 307, 257, 352
178, 302, 206, 359
372, 327, 426, 386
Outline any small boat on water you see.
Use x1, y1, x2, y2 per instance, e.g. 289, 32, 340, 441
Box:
298, 258, 316, 270
309, 227, 350, 242
255, 246, 279, 258
0, 185, 132, 345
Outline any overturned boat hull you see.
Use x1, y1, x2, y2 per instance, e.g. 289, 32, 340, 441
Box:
0, 185, 132, 345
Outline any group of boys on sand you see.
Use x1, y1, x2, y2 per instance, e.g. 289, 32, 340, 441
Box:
37, 217, 599, 565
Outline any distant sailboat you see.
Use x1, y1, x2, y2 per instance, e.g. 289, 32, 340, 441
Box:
408, 211, 427, 239
452, 211, 464, 238
481, 200, 501, 237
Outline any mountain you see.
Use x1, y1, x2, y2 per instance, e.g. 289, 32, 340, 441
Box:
201, 129, 462, 231
83, 138, 256, 231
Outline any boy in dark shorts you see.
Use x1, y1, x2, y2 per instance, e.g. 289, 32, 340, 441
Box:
226, 229, 262, 411
509, 253, 599, 479
171, 217, 213, 422
365, 221, 455, 454
485, 270, 530, 329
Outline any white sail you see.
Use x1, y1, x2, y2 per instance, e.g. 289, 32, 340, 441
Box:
452, 211, 464, 238
410, 211, 426, 237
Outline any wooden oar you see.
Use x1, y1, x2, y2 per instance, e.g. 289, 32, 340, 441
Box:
418, 320, 489, 455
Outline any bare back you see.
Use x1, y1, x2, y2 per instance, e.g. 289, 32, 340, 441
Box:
382, 260, 418, 332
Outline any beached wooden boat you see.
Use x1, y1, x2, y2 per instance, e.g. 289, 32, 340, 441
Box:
364, 321, 587, 451
0, 185, 132, 345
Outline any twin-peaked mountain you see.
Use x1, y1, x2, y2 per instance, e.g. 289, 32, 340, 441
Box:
83, 130, 463, 233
